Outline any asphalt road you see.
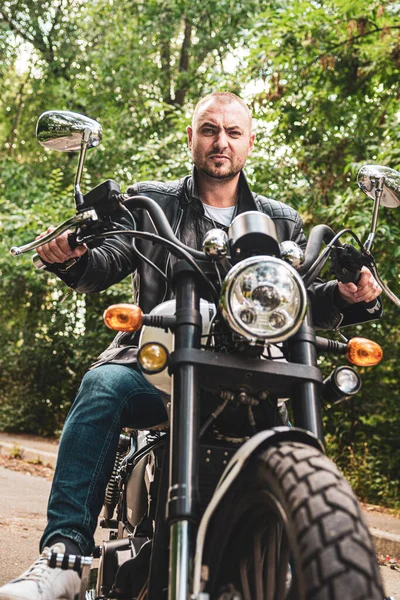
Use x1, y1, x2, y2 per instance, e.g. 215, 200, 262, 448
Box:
0, 465, 399, 597
0, 466, 52, 584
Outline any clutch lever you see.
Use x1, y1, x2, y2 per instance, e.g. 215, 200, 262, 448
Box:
10, 209, 98, 257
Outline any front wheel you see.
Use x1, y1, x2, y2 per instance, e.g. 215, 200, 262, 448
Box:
203, 441, 384, 600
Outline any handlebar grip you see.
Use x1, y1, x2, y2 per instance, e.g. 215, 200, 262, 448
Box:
32, 254, 46, 270
337, 267, 380, 311
67, 231, 79, 250
32, 232, 79, 270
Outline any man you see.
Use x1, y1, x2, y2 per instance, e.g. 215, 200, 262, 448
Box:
0, 92, 382, 600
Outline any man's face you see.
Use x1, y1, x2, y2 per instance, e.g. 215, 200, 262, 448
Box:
187, 99, 255, 181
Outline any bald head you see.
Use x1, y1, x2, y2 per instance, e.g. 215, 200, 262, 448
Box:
192, 92, 253, 130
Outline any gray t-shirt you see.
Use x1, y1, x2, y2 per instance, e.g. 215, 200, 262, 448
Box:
202, 203, 236, 226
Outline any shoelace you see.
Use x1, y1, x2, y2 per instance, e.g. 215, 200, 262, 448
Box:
14, 551, 53, 591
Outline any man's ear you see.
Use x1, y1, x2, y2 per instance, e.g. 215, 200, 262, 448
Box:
187, 126, 193, 149
248, 132, 255, 154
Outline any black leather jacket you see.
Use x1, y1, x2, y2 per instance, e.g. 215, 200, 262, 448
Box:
53, 169, 381, 368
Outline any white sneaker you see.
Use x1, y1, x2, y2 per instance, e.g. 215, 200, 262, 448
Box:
0, 543, 81, 600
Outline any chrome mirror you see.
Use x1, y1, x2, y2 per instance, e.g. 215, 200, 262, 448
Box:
36, 110, 102, 152
356, 164, 400, 307
36, 110, 103, 209
358, 164, 400, 209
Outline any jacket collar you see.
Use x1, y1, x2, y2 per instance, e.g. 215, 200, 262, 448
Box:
183, 166, 258, 215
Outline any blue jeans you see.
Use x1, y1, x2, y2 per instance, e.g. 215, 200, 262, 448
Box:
40, 364, 167, 554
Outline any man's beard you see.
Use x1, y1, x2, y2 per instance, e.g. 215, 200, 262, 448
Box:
198, 165, 239, 181
194, 153, 243, 181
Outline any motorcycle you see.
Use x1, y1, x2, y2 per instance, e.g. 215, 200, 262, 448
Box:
10, 110, 400, 600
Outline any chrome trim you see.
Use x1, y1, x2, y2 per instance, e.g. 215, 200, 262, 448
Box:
169, 520, 191, 600
279, 240, 305, 269
202, 228, 229, 259
10, 210, 98, 256
36, 110, 102, 152
358, 164, 400, 208
220, 255, 307, 343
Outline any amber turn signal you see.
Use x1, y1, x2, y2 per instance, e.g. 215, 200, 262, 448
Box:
346, 337, 383, 367
103, 304, 143, 332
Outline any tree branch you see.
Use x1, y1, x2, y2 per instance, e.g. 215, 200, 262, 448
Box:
174, 18, 192, 106
300, 25, 400, 73
6, 68, 32, 158
45, 0, 65, 62
160, 39, 172, 105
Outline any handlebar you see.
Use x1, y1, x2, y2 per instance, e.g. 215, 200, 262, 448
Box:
7, 192, 343, 268
9, 192, 400, 308
123, 195, 206, 261
299, 225, 339, 275
9, 195, 207, 262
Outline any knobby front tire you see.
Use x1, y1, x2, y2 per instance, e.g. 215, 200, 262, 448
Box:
203, 441, 384, 600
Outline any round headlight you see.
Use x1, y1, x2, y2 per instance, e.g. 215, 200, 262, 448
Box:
335, 367, 361, 394
220, 256, 307, 343
138, 342, 169, 374
322, 366, 362, 404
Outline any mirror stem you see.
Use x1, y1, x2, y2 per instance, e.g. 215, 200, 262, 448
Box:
74, 128, 91, 209
364, 176, 385, 252
371, 264, 400, 308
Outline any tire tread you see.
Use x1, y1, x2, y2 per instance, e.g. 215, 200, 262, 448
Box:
259, 442, 383, 600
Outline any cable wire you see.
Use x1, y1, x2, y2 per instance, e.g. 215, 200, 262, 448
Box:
90, 229, 219, 304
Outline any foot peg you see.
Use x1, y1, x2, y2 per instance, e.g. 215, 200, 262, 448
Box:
46, 550, 93, 600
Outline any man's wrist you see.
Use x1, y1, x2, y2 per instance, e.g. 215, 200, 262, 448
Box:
56, 256, 82, 273
365, 299, 381, 313
46, 252, 88, 276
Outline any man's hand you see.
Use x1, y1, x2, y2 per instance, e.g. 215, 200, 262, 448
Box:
337, 266, 382, 305
36, 227, 88, 264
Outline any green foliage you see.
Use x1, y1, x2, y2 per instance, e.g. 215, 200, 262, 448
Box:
247, 0, 400, 207
0, 0, 399, 507
10, 443, 23, 459
244, 0, 400, 507
0, 0, 260, 435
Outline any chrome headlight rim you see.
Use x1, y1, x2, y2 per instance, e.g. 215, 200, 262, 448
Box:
220, 255, 308, 343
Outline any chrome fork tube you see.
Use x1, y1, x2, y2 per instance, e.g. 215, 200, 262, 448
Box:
169, 520, 192, 600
